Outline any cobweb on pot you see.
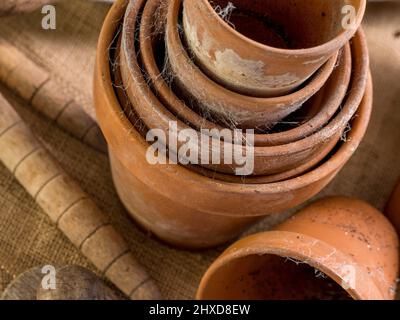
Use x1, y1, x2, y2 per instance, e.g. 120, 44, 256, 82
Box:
210, 1, 236, 29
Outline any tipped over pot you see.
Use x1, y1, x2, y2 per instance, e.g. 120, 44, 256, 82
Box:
182, 0, 366, 97
197, 197, 399, 300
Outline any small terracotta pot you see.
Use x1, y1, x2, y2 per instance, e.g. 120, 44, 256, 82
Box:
95, 0, 372, 248
182, 0, 366, 97
140, 0, 352, 147
121, 12, 367, 176
166, 0, 338, 129
385, 180, 400, 235
197, 196, 399, 300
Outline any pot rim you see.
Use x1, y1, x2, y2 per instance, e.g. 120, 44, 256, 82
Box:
196, 230, 383, 300
95, 0, 372, 215
192, 0, 366, 57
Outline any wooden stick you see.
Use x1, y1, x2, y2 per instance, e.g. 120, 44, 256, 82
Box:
0, 93, 162, 300
0, 40, 107, 153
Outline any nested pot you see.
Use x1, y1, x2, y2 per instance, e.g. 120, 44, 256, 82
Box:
140, 0, 352, 147
94, 0, 372, 248
120, 2, 368, 177
117, 27, 340, 184
166, 0, 338, 130
182, 0, 366, 97
197, 197, 399, 300
116, 35, 342, 184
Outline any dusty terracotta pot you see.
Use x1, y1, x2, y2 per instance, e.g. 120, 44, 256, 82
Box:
166, 0, 339, 129
182, 0, 366, 97
385, 180, 400, 235
95, 0, 372, 248
140, 0, 352, 147
197, 196, 399, 300
121, 12, 367, 176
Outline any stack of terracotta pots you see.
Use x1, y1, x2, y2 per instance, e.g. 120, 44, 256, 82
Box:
94, 0, 400, 301
94, 0, 373, 249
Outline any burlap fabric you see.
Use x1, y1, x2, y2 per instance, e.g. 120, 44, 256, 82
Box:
0, 1, 399, 299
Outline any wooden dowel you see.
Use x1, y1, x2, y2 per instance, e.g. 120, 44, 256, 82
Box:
0, 40, 107, 153
0, 93, 162, 300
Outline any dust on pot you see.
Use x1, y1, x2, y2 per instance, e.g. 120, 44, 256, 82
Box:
197, 197, 399, 300
167, 0, 339, 130
94, 0, 372, 248
141, 0, 352, 147
182, 0, 366, 97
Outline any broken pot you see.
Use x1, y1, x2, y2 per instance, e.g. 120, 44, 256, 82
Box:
197, 196, 399, 300
182, 0, 366, 97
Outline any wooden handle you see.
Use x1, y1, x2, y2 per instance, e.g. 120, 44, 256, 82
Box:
0, 93, 161, 300
0, 40, 107, 153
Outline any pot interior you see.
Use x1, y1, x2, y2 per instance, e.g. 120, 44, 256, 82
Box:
201, 253, 352, 300
209, 0, 363, 49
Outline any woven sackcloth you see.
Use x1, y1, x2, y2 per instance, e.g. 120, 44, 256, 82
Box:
0, 1, 399, 299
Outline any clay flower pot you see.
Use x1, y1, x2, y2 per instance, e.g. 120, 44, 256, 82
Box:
197, 197, 399, 300
182, 0, 366, 97
95, 0, 372, 248
386, 180, 400, 234
166, 0, 339, 129
121, 5, 368, 177
140, 0, 352, 147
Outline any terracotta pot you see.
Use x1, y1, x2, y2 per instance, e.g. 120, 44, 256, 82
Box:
182, 0, 366, 97
197, 196, 399, 300
121, 12, 367, 176
95, 0, 372, 248
386, 180, 400, 234
140, 0, 352, 147
166, 0, 339, 129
